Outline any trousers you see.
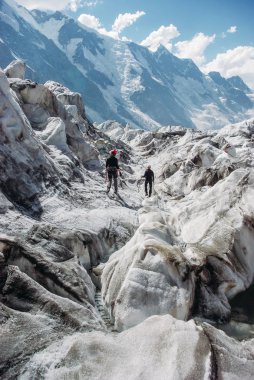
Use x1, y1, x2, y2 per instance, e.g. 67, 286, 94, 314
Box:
107, 171, 118, 192
145, 179, 153, 196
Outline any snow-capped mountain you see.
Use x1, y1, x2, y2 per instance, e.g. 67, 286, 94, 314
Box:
0, 0, 253, 130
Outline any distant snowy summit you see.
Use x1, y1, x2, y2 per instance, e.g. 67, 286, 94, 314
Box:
0, 0, 253, 130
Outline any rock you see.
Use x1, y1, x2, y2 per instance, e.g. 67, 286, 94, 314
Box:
4, 60, 26, 79
45, 81, 86, 119
37, 117, 68, 149
0, 265, 103, 379
0, 233, 96, 305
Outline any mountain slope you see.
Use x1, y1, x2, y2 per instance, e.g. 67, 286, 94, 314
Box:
0, 0, 253, 130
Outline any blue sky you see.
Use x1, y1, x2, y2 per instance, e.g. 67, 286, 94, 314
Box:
16, 0, 254, 88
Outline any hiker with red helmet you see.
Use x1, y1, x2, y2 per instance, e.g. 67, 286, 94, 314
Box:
106, 149, 120, 194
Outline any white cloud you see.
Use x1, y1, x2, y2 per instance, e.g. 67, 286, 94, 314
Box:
16, 0, 102, 11
78, 13, 101, 29
202, 46, 254, 89
227, 25, 237, 33
174, 32, 216, 65
78, 10, 145, 40
68, 0, 79, 12
77, 14, 118, 38
140, 25, 180, 52
82, 0, 102, 7
112, 11, 145, 34
16, 0, 69, 10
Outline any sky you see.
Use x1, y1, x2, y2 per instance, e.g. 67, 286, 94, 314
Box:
15, 0, 254, 88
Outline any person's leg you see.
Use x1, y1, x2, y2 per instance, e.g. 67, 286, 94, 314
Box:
113, 173, 118, 193
149, 180, 152, 197
107, 172, 112, 192
145, 180, 148, 195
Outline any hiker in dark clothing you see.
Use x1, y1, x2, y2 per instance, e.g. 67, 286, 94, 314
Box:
142, 165, 154, 197
106, 149, 120, 194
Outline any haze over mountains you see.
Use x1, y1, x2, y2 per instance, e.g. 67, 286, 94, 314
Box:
0, 0, 253, 130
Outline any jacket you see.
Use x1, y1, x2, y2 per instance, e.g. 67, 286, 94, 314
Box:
143, 168, 154, 182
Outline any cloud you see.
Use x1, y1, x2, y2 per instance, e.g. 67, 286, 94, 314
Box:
16, 0, 101, 11
68, 0, 102, 11
174, 32, 216, 65
17, 3, 143, 40
227, 25, 237, 33
78, 13, 117, 38
202, 46, 254, 89
78, 13, 101, 29
16, 0, 69, 10
112, 11, 145, 34
222, 25, 237, 38
78, 10, 145, 40
140, 25, 180, 52
68, 0, 79, 12
77, 13, 113, 37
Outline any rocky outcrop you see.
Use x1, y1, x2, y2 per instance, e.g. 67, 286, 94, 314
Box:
0, 233, 96, 304
4, 59, 26, 80
0, 70, 59, 217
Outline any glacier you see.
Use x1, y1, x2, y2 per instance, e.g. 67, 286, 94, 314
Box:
0, 58, 254, 379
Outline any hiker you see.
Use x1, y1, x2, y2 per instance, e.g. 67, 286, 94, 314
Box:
142, 165, 154, 197
106, 149, 120, 194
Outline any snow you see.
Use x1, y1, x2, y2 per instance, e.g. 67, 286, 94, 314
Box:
4, 0, 39, 31
38, 18, 66, 47
1, 62, 254, 378
19, 315, 212, 380
0, 10, 19, 32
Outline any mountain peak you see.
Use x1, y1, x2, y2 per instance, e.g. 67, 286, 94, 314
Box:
31, 9, 68, 24
0, 0, 253, 131
227, 75, 252, 93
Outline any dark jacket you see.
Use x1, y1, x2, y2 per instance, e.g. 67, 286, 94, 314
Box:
106, 155, 119, 170
143, 168, 154, 182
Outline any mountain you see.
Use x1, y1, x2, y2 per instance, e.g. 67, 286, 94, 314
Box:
0, 0, 253, 130
227, 75, 252, 93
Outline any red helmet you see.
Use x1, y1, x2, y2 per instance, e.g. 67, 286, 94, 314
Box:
111, 149, 117, 156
